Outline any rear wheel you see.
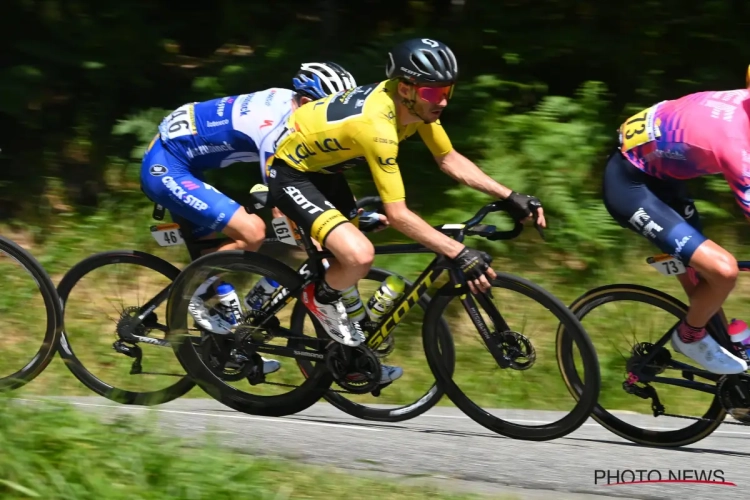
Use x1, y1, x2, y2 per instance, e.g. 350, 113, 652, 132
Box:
56, 250, 195, 405
558, 284, 725, 447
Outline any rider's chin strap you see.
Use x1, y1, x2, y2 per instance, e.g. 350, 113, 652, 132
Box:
400, 87, 430, 124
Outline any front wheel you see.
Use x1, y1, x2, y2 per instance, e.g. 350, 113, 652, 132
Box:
423, 272, 601, 441
166, 250, 334, 417
0, 236, 62, 391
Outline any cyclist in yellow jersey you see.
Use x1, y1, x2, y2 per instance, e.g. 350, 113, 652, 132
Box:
267, 38, 546, 383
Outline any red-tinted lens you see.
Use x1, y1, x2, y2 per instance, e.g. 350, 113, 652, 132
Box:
416, 85, 454, 104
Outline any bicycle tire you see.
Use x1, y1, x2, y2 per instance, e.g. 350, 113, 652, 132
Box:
557, 283, 725, 447
56, 250, 195, 405
290, 267, 455, 422
0, 236, 62, 391
166, 250, 333, 417
423, 272, 601, 441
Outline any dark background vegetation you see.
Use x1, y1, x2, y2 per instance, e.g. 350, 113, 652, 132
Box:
2, 0, 750, 281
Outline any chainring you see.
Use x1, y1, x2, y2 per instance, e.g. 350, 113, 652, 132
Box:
497, 331, 536, 370
326, 343, 382, 394
717, 374, 750, 423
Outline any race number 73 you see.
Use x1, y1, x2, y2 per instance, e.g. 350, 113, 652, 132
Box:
619, 104, 661, 152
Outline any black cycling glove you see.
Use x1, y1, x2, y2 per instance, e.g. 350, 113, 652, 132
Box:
452, 247, 493, 281
506, 191, 543, 222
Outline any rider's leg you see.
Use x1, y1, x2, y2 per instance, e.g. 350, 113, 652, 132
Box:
674, 240, 738, 334
677, 262, 731, 329
140, 144, 280, 372
270, 204, 368, 322
212, 210, 266, 252
267, 160, 403, 382
669, 195, 732, 329
602, 150, 746, 374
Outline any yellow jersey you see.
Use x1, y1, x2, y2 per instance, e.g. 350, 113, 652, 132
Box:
272, 79, 454, 203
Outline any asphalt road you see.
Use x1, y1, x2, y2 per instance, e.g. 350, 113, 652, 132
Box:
13, 396, 750, 499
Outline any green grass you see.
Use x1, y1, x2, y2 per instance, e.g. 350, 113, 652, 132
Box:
0, 394, 494, 499
3, 196, 750, 418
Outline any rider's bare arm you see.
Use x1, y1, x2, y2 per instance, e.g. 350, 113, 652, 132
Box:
357, 124, 463, 258
437, 150, 512, 200
383, 200, 464, 259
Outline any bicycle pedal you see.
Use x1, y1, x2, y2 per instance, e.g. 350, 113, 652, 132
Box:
371, 381, 392, 397
246, 371, 266, 386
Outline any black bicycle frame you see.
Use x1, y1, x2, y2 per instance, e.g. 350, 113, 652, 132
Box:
244, 200, 529, 366
120, 197, 530, 369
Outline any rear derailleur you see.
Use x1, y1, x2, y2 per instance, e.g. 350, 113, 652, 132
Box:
113, 306, 158, 375
622, 342, 672, 416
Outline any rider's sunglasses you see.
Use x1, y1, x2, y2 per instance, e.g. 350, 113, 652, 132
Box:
415, 84, 454, 104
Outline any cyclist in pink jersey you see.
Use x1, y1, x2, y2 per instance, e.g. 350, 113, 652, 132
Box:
602, 89, 750, 375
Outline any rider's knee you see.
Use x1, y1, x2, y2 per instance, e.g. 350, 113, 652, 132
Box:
713, 253, 739, 284
225, 212, 266, 251
700, 250, 738, 287
341, 234, 374, 274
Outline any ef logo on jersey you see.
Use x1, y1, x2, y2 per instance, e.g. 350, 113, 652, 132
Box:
150, 164, 168, 177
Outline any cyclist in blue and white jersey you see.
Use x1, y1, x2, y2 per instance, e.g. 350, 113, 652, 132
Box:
140, 62, 358, 375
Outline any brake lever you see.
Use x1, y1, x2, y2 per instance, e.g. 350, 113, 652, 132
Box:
530, 202, 546, 241
534, 220, 546, 241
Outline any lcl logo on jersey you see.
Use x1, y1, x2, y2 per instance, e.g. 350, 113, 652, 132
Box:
150, 164, 168, 177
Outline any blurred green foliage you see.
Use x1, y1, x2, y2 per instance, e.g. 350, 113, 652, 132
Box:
2, 0, 749, 282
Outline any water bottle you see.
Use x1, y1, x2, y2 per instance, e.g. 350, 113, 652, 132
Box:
341, 285, 366, 322
318, 259, 365, 322
365, 275, 406, 322
244, 277, 280, 311
728, 318, 750, 358
216, 282, 244, 326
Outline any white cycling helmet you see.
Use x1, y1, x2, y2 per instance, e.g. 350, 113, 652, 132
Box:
292, 61, 357, 100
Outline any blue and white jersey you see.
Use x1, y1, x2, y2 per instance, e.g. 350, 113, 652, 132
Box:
157, 88, 294, 182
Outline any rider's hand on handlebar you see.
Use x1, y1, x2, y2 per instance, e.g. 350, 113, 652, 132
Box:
506, 192, 546, 228
452, 246, 496, 294
357, 208, 389, 232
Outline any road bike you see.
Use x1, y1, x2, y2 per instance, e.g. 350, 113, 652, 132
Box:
164, 186, 601, 441
557, 252, 750, 447
0, 235, 63, 391
55, 192, 449, 423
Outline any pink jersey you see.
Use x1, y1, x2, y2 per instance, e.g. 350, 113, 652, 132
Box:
620, 89, 750, 217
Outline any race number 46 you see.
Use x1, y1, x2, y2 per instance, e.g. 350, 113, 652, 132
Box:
161, 104, 197, 140
150, 223, 185, 247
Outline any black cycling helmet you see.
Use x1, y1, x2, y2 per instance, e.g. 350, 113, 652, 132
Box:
293, 61, 357, 100
385, 38, 458, 85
